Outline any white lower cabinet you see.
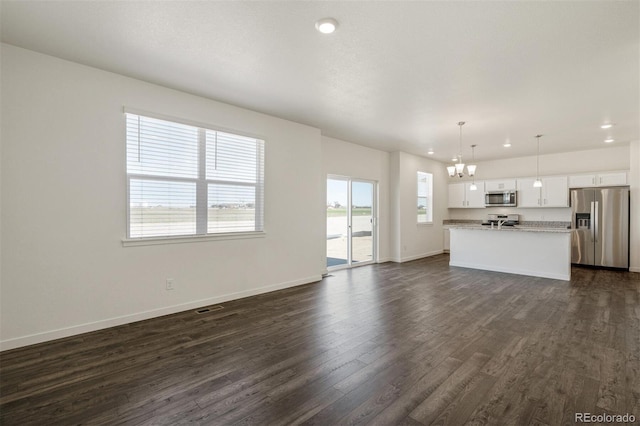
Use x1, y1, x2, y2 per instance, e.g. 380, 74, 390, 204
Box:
443, 228, 450, 252
516, 176, 568, 208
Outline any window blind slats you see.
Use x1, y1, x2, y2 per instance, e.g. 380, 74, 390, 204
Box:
126, 112, 264, 239
205, 130, 261, 183
126, 114, 198, 179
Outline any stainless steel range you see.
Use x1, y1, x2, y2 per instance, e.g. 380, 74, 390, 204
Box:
482, 214, 519, 227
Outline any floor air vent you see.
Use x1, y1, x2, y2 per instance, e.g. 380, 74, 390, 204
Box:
195, 305, 224, 314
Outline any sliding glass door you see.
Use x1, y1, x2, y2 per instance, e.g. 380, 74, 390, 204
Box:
326, 177, 376, 269
326, 178, 349, 267
351, 181, 374, 264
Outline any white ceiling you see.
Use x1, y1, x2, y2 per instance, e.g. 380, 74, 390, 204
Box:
1, 1, 638, 163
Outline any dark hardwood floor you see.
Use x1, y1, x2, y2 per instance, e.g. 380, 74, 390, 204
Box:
1, 254, 639, 425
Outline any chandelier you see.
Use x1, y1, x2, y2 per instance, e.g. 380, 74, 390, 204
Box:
447, 121, 477, 178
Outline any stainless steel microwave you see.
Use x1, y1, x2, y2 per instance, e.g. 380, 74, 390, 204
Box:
485, 190, 517, 207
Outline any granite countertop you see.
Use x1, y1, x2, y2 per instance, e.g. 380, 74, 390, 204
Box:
446, 225, 572, 233
443, 220, 572, 233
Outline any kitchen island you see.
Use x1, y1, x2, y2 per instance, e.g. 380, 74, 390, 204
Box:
448, 225, 572, 281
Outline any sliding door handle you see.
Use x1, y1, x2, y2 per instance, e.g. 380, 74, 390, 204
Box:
594, 201, 599, 243
590, 202, 595, 242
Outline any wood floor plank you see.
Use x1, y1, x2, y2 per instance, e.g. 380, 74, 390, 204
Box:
1, 255, 638, 425
367, 356, 464, 424
408, 352, 491, 424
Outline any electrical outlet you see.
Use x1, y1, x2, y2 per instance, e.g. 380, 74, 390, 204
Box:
166, 278, 174, 290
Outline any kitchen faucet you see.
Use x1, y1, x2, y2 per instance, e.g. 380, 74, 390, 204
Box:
497, 219, 506, 229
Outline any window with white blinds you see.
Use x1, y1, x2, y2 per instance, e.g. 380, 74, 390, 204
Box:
126, 112, 264, 239
417, 171, 433, 224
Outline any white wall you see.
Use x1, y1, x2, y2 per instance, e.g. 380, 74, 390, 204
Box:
448, 146, 631, 222
0, 44, 324, 350
390, 151, 448, 262
321, 136, 390, 264
389, 152, 402, 260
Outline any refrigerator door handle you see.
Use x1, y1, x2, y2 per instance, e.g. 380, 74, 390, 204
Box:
594, 201, 599, 243
590, 201, 595, 242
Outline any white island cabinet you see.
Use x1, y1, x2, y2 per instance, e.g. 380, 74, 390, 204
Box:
449, 226, 572, 281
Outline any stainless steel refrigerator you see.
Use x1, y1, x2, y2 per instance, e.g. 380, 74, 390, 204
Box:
570, 187, 629, 269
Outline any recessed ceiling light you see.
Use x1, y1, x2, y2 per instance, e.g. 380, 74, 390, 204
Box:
605, 138, 614, 143
451, 157, 458, 162
427, 149, 434, 155
601, 123, 614, 129
315, 18, 338, 34
503, 143, 511, 148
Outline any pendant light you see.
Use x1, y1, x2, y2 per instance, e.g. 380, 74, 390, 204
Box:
467, 144, 477, 177
469, 144, 478, 190
455, 121, 465, 176
447, 121, 477, 178
533, 134, 543, 188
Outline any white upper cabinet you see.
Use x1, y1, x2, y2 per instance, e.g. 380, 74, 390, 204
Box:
598, 172, 627, 186
448, 183, 466, 208
568, 174, 596, 188
516, 176, 569, 208
448, 181, 485, 208
568, 171, 627, 188
466, 182, 486, 208
485, 179, 517, 192
541, 176, 569, 207
449, 170, 626, 209
516, 178, 541, 207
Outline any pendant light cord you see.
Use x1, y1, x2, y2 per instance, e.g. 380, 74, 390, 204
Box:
536, 134, 542, 180
458, 121, 465, 163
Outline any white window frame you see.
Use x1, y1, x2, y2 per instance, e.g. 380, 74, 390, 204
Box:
122, 108, 265, 246
417, 171, 433, 225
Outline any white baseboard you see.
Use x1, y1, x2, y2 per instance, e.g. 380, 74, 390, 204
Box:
630, 266, 640, 273
377, 257, 393, 263
391, 249, 444, 263
0, 275, 322, 352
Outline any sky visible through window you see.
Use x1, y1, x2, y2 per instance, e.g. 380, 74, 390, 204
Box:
327, 180, 372, 207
